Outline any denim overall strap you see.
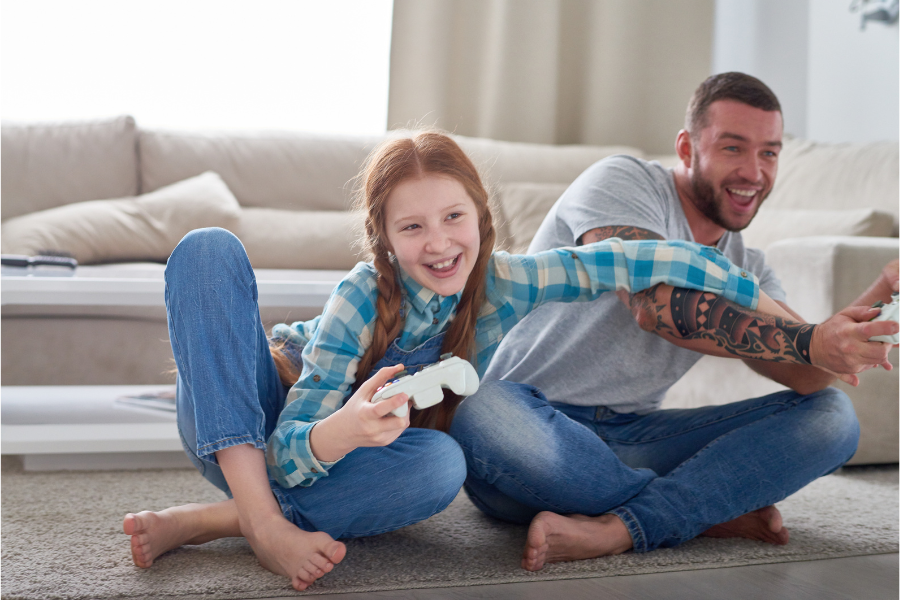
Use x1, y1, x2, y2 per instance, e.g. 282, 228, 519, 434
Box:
368, 332, 448, 379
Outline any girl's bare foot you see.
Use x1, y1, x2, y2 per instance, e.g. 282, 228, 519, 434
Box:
123, 500, 346, 591
245, 513, 346, 591
701, 505, 789, 545
522, 512, 633, 571
124, 501, 240, 568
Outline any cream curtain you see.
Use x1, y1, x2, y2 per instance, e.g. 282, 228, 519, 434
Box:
388, 0, 715, 154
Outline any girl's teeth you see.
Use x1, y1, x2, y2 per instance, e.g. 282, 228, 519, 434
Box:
430, 257, 456, 269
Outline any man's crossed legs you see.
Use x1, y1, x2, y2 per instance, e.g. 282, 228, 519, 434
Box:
449, 380, 859, 570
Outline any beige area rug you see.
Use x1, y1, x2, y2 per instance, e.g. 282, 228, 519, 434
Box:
1, 463, 897, 600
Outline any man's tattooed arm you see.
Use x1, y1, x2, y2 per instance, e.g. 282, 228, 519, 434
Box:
579, 226, 664, 245
632, 285, 815, 365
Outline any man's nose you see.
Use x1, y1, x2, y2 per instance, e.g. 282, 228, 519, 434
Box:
737, 154, 764, 183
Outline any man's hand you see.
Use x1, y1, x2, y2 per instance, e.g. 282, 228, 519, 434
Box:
882, 259, 898, 294
809, 305, 897, 385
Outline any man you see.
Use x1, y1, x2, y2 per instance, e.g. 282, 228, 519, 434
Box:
448, 72, 898, 570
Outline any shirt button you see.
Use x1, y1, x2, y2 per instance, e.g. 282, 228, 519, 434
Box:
313, 375, 321, 382
311, 468, 318, 473
741, 271, 748, 278
432, 318, 439, 325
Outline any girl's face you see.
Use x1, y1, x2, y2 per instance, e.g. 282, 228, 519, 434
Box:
384, 174, 481, 297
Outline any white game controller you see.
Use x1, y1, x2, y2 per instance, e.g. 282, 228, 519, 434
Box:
869, 293, 899, 344
371, 354, 480, 418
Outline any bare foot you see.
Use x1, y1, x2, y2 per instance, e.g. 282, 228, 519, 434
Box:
124, 503, 228, 568
522, 512, 633, 571
701, 505, 789, 545
245, 513, 346, 591
123, 501, 346, 591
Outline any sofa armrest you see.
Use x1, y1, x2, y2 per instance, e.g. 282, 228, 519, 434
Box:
766, 235, 899, 465
764, 235, 899, 322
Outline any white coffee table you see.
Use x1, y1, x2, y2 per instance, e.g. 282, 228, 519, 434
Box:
1, 263, 346, 307
1, 263, 347, 469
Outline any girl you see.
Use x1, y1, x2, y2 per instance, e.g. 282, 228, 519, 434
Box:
123, 131, 761, 591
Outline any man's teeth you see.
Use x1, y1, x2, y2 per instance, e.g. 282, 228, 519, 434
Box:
429, 257, 457, 270
728, 188, 757, 197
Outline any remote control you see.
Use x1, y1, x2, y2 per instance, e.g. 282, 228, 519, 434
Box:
1, 254, 77, 268
869, 293, 899, 344
371, 354, 479, 418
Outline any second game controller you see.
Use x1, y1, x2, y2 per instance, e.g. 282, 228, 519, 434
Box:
371, 354, 480, 418
869, 293, 899, 344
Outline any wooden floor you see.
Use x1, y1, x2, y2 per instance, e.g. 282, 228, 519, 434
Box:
266, 553, 898, 600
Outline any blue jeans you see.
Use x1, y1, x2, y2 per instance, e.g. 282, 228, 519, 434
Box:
450, 380, 859, 552
165, 228, 466, 539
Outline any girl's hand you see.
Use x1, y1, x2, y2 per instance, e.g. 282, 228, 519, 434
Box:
309, 364, 410, 462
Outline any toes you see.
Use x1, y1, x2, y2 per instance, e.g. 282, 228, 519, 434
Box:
291, 576, 309, 591
123, 513, 138, 535
327, 541, 347, 564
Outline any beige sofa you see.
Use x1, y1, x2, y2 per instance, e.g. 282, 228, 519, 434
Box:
2, 116, 897, 464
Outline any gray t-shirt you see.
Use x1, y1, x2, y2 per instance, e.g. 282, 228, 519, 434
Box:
484, 155, 786, 414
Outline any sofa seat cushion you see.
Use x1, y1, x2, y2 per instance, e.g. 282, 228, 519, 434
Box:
1, 116, 140, 221
741, 207, 896, 251
236, 207, 364, 270
1, 172, 240, 264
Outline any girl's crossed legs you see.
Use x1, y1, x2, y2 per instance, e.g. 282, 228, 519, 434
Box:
124, 228, 465, 590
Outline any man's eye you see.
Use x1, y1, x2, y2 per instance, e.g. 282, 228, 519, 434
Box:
724, 146, 739, 152
763, 150, 778, 157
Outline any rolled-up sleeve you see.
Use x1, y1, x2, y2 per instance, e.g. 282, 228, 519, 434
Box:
489, 238, 759, 325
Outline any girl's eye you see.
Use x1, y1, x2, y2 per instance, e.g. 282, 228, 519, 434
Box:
446, 212, 461, 221
402, 224, 420, 231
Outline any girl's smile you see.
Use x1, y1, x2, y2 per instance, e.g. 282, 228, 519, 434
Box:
384, 174, 481, 297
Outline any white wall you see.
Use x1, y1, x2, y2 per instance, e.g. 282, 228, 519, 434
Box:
713, 0, 899, 143
807, 1, 899, 143
712, 0, 810, 138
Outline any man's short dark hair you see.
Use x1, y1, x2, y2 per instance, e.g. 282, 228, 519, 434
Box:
685, 72, 781, 136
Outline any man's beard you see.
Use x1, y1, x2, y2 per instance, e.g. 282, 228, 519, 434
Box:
689, 161, 765, 233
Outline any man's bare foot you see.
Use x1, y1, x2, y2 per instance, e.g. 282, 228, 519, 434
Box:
244, 513, 347, 591
522, 512, 633, 571
701, 505, 789, 545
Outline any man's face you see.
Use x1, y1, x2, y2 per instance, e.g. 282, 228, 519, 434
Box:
688, 100, 783, 232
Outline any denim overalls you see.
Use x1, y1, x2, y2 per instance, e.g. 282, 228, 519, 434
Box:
166, 228, 465, 539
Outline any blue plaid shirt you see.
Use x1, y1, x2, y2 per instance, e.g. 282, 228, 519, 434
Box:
266, 238, 758, 488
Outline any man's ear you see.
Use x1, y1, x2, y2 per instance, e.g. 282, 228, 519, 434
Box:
675, 129, 692, 169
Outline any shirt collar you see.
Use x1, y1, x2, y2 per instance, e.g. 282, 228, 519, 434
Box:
396, 263, 462, 314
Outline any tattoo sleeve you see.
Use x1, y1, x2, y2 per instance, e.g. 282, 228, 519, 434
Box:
633, 286, 815, 365
579, 226, 664, 245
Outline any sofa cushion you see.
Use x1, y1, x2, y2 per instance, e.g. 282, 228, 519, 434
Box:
766, 137, 899, 235
237, 208, 364, 270
495, 182, 570, 254
741, 208, 895, 251
0, 172, 240, 264
1, 116, 140, 221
